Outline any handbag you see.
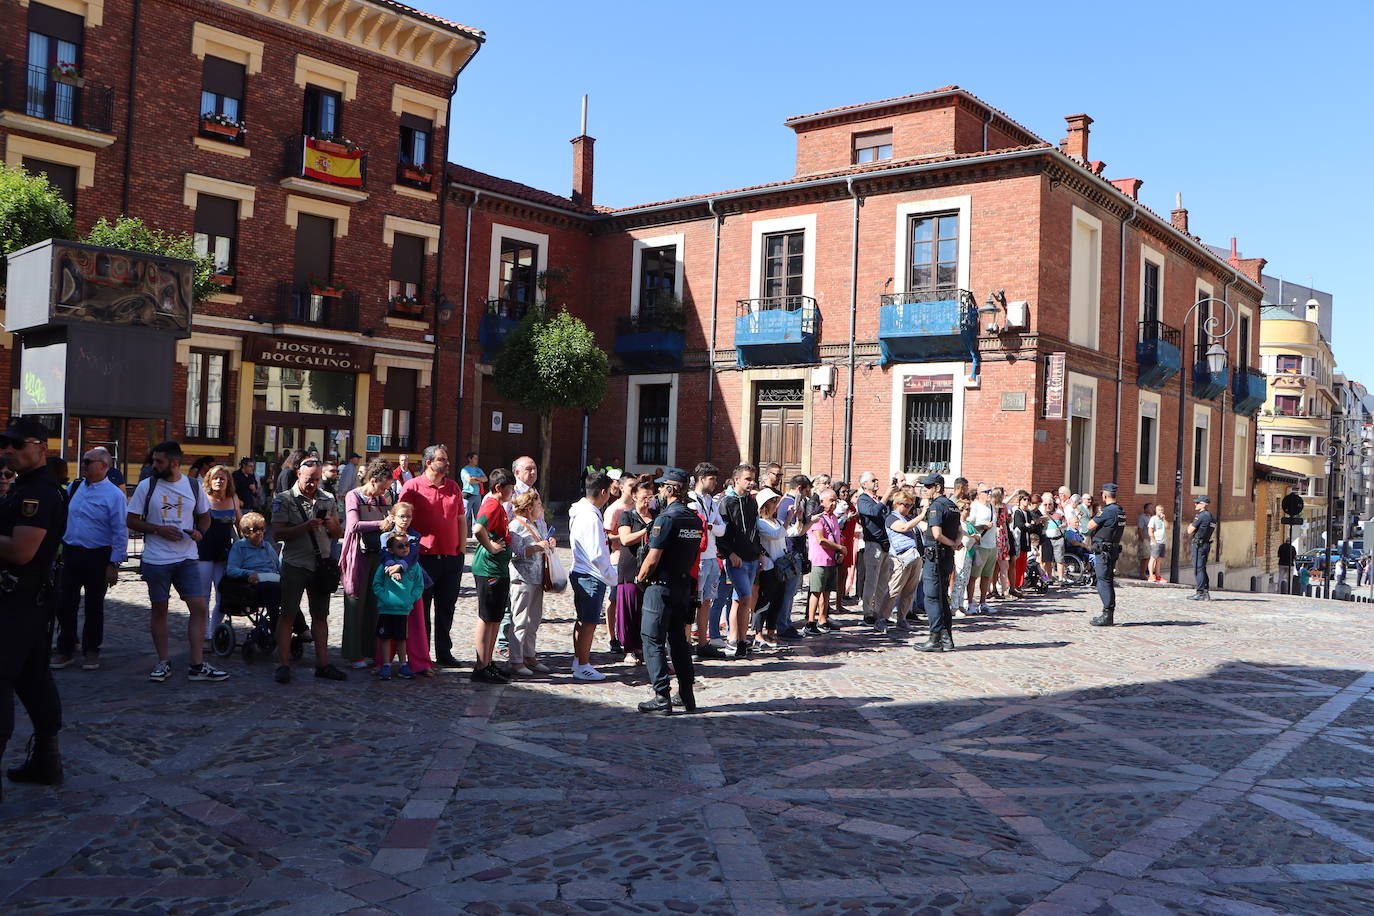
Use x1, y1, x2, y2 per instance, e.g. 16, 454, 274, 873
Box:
544, 540, 569, 593
773, 551, 802, 580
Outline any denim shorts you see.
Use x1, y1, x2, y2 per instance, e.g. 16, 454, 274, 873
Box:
570, 571, 608, 625
725, 558, 759, 596
143, 558, 208, 603
697, 559, 721, 606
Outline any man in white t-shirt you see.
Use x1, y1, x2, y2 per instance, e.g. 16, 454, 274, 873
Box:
968, 484, 998, 614
126, 441, 228, 683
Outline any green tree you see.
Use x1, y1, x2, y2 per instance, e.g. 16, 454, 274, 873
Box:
493, 304, 609, 499
0, 162, 75, 292
82, 215, 221, 303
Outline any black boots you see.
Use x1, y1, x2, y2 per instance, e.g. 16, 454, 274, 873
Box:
940, 629, 955, 651
638, 694, 672, 716
916, 635, 944, 653
678, 682, 697, 712
1089, 610, 1115, 627
6, 734, 63, 786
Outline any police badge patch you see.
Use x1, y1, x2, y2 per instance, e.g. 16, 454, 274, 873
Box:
21, 499, 38, 517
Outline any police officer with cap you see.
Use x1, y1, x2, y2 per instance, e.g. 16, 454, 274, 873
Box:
1186, 496, 1215, 600
635, 468, 704, 715
0, 417, 67, 797
1085, 483, 1125, 626
915, 473, 961, 653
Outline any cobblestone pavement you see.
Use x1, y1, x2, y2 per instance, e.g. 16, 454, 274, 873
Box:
6, 561, 1374, 915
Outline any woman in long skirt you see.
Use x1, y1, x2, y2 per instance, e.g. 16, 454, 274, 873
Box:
340, 459, 394, 669
614, 480, 656, 663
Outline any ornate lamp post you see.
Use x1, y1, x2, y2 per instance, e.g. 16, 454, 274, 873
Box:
1170, 297, 1235, 583
1321, 419, 1363, 600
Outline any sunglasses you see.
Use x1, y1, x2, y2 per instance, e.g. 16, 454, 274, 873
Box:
0, 436, 41, 450
301, 459, 321, 467
0, 471, 15, 480
242, 526, 265, 533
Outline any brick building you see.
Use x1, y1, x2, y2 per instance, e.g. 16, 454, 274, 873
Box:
1, 0, 482, 471
449, 88, 1268, 582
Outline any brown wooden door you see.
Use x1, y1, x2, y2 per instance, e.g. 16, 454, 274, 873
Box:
755, 404, 803, 477
478, 382, 540, 484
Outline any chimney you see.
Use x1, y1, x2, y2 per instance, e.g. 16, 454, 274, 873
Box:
1062, 113, 1092, 161
570, 94, 594, 208
1109, 177, 1143, 200
1087, 160, 1107, 177
1170, 192, 1189, 234
1306, 297, 1322, 324
1233, 257, 1267, 284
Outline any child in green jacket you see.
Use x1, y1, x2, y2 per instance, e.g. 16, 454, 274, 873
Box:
373, 533, 426, 679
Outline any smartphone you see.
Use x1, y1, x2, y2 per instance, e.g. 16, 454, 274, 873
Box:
315, 507, 329, 519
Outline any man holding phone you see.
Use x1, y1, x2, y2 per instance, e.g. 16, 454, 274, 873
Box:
271, 462, 346, 684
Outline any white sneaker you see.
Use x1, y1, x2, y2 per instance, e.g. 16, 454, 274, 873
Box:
530, 661, 552, 673
508, 665, 534, 677
148, 660, 172, 682
573, 664, 606, 681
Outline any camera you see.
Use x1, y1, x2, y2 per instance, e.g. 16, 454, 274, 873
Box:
315, 507, 329, 520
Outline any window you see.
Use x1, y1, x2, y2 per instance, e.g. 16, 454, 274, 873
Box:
293, 213, 334, 285
200, 56, 244, 126
303, 85, 341, 136
388, 233, 424, 306
1142, 261, 1160, 323
398, 114, 430, 167
26, 3, 83, 126
1274, 394, 1301, 417
636, 384, 671, 465
193, 194, 237, 280
1234, 419, 1249, 495
853, 129, 892, 164
186, 349, 226, 440
1298, 477, 1327, 498
1195, 293, 1210, 353
1069, 207, 1102, 347
903, 392, 953, 474
908, 213, 959, 292
1192, 411, 1210, 490
1137, 397, 1158, 487
21, 157, 75, 208
253, 365, 353, 415
1239, 313, 1251, 370
639, 244, 676, 309
382, 368, 416, 449
761, 230, 804, 300
499, 239, 538, 304
1271, 435, 1312, 455
1276, 354, 1303, 374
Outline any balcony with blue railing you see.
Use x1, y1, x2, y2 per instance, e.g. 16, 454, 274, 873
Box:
734, 296, 819, 367
1192, 342, 1230, 401
1232, 366, 1267, 414
615, 298, 685, 372
1136, 319, 1182, 389
480, 298, 538, 361
877, 288, 976, 365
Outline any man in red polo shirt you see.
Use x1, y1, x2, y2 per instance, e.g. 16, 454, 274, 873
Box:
399, 445, 466, 667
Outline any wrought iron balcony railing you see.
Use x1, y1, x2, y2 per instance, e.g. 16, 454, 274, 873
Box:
2, 61, 113, 133
275, 281, 359, 331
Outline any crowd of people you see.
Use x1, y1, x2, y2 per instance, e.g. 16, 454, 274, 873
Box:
0, 409, 1226, 792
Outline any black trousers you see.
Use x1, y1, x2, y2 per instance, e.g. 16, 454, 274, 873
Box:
641, 582, 695, 697
420, 554, 464, 660
0, 600, 62, 748
922, 551, 955, 637
1193, 541, 1210, 592
55, 544, 112, 655
1093, 548, 1117, 611
750, 567, 782, 633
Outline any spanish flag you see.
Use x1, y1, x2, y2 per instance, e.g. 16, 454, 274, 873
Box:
303, 137, 364, 188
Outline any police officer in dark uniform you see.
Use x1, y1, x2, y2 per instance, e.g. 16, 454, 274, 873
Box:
916, 474, 961, 653
0, 417, 68, 798
1186, 496, 1215, 600
1085, 483, 1125, 626
635, 468, 704, 716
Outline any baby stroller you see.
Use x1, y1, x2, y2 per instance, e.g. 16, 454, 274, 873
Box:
1022, 548, 1051, 593
211, 576, 303, 662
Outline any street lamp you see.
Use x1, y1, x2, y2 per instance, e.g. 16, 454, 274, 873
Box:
1170, 297, 1236, 584
1321, 419, 1362, 600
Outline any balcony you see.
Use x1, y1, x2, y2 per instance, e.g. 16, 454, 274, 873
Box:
1192, 343, 1230, 401
876, 288, 976, 365
284, 134, 368, 200
275, 282, 359, 332
1232, 367, 1268, 414
1136, 319, 1182, 389
614, 302, 686, 372
480, 298, 538, 361
1, 61, 114, 136
734, 296, 819, 368
387, 296, 427, 322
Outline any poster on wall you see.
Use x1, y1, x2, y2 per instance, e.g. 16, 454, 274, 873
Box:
1044, 353, 1066, 419
491, 411, 503, 432
508, 422, 524, 434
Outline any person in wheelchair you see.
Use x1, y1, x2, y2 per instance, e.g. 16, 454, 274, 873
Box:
225, 512, 281, 613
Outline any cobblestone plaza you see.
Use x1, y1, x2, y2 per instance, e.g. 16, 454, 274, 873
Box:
4, 570, 1374, 915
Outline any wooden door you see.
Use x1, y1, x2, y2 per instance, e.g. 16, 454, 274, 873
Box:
754, 404, 803, 477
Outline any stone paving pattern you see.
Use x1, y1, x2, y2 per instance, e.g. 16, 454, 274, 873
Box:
6, 559, 1374, 915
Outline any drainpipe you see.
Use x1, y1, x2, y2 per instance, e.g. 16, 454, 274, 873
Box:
120, 0, 144, 214
983, 109, 994, 152
1112, 206, 1137, 483
843, 176, 861, 484
457, 190, 478, 451
1215, 272, 1239, 575
705, 197, 721, 460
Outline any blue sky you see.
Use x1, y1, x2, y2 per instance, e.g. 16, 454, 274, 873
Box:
440, 1, 1372, 380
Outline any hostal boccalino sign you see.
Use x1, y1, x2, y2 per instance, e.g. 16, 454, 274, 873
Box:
246, 335, 370, 373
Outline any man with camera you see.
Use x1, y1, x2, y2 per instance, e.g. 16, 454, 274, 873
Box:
271, 462, 346, 683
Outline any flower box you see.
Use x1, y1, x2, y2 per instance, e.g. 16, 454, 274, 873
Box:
312, 139, 352, 156
399, 166, 431, 183
313, 286, 345, 298
211, 272, 235, 287
52, 63, 84, 86
202, 118, 242, 140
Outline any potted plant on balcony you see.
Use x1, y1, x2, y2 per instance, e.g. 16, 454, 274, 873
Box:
398, 160, 431, 186
309, 132, 357, 156
51, 61, 84, 87
201, 111, 246, 141
389, 293, 423, 317
309, 276, 348, 298
210, 266, 235, 288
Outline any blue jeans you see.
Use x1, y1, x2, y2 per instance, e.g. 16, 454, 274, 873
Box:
571, 572, 608, 624
776, 569, 802, 633
709, 561, 732, 640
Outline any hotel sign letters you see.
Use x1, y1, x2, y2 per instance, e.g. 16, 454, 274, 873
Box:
247, 335, 370, 373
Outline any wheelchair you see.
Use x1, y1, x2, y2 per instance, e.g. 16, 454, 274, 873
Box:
211, 576, 304, 662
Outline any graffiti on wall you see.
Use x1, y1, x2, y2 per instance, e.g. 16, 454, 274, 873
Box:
51, 245, 192, 332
